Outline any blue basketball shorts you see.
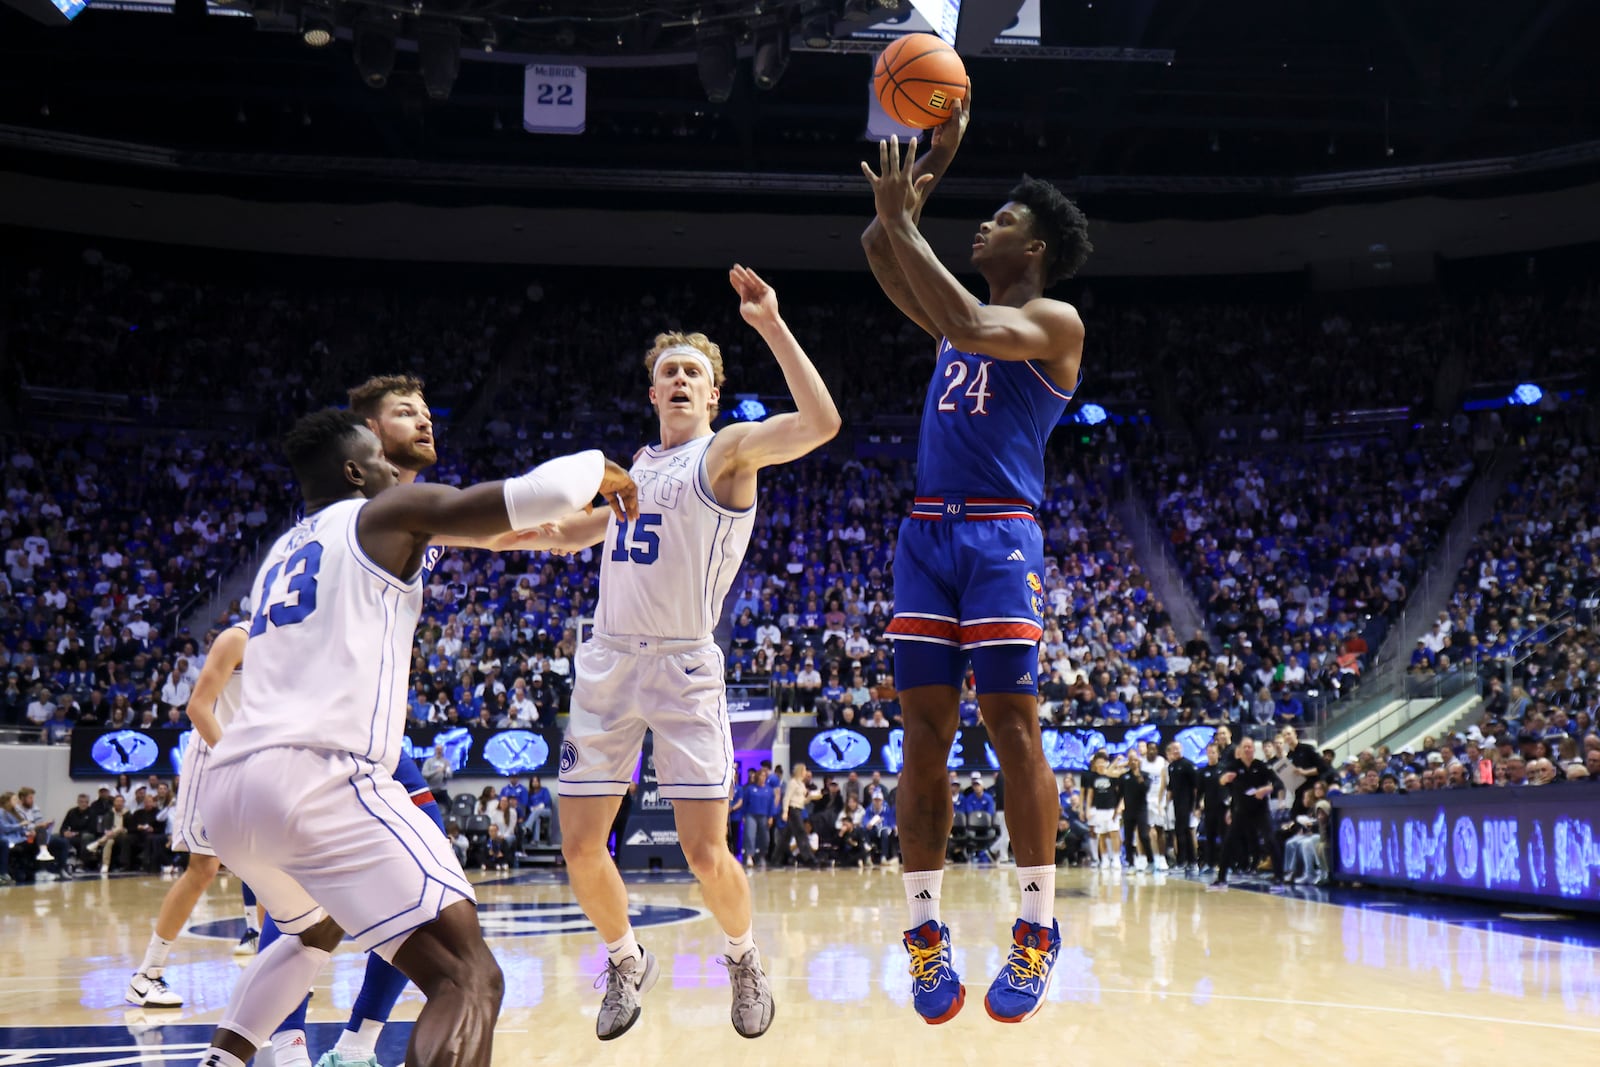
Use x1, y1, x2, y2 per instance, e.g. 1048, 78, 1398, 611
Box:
888, 508, 1046, 694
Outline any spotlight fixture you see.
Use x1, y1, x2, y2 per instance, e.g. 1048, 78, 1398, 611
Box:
300, 7, 334, 48
418, 21, 462, 101
354, 12, 400, 89
696, 24, 737, 104
798, 0, 832, 47
753, 21, 790, 91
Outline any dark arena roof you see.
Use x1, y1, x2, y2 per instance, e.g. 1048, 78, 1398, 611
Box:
2, 0, 1599, 215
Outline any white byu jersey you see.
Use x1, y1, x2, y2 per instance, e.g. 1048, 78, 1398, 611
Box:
212, 498, 421, 774
594, 434, 754, 640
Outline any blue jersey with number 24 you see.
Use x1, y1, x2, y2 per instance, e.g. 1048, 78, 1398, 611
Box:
915, 336, 1076, 507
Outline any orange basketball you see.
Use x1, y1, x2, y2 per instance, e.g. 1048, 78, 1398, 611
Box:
873, 33, 969, 129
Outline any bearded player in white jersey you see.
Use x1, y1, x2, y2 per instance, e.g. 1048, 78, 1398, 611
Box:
194, 408, 636, 1067
534, 265, 840, 1041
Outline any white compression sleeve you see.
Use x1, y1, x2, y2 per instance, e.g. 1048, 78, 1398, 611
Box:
502, 449, 605, 530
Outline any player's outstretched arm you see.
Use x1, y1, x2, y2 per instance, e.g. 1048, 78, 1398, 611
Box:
357, 451, 637, 578
707, 266, 842, 483
861, 97, 971, 341
184, 626, 247, 747
862, 135, 1084, 373
506, 509, 612, 555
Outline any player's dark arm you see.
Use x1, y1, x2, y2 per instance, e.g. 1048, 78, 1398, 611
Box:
861, 99, 971, 340
357, 452, 637, 579
861, 153, 957, 339
881, 213, 1084, 369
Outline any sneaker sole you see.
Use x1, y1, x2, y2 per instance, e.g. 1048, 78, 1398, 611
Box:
596, 951, 660, 1042
126, 991, 184, 1009
733, 999, 775, 1039
983, 961, 1056, 1024
917, 985, 965, 1025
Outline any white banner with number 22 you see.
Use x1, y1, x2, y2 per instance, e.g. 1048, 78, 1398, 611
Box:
524, 64, 587, 135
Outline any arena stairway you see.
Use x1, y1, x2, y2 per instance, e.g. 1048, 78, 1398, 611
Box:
1114, 487, 1210, 650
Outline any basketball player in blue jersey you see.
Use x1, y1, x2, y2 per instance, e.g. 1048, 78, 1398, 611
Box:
260, 374, 549, 1067
529, 265, 840, 1041
860, 100, 1093, 1025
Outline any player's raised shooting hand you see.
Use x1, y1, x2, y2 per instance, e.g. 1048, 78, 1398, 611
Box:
861, 135, 936, 222
595, 459, 639, 522
927, 93, 970, 160
730, 263, 781, 332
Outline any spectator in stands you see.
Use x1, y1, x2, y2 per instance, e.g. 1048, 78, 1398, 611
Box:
119, 792, 166, 873
0, 791, 36, 884
60, 792, 97, 864
525, 777, 553, 847
861, 793, 896, 865
15, 787, 69, 878
739, 767, 772, 869
422, 743, 452, 805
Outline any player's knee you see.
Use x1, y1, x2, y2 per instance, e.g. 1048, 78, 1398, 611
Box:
466, 947, 505, 1005
681, 838, 727, 878
298, 915, 346, 953
183, 855, 220, 883
560, 830, 610, 865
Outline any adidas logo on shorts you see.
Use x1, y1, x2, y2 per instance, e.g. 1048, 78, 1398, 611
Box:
1015, 672, 1033, 686
1006, 549, 1026, 562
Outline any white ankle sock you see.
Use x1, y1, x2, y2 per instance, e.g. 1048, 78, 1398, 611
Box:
903, 869, 943, 927
1015, 865, 1055, 925
605, 929, 641, 970
140, 934, 173, 978
200, 1050, 246, 1067
334, 1019, 383, 1057
270, 1029, 313, 1067
724, 926, 756, 962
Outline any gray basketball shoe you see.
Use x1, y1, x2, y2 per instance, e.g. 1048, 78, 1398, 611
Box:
595, 947, 660, 1041
720, 949, 776, 1038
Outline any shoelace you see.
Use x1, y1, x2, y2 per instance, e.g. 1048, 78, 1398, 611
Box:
1002, 944, 1051, 985
594, 960, 638, 1001
905, 941, 949, 986
721, 954, 766, 1008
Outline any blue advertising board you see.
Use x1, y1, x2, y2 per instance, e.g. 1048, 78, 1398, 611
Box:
788, 724, 1217, 775
70, 725, 564, 779
1331, 786, 1600, 913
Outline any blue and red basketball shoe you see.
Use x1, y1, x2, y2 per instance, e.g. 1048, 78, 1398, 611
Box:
902, 921, 965, 1024
984, 918, 1060, 1023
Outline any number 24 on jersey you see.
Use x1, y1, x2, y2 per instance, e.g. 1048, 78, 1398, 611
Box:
937, 358, 994, 415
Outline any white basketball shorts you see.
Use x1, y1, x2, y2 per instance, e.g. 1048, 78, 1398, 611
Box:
1151, 801, 1175, 831
559, 634, 734, 802
199, 747, 474, 962
1088, 808, 1119, 835
172, 738, 216, 857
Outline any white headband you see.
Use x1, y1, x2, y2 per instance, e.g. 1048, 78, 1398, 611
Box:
653, 344, 716, 380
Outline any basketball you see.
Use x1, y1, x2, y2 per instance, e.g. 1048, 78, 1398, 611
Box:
873, 33, 969, 129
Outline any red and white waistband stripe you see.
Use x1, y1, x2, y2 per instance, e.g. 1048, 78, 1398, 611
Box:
910, 497, 1037, 522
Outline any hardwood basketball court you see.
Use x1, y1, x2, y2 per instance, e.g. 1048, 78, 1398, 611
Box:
3, 866, 1597, 1065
